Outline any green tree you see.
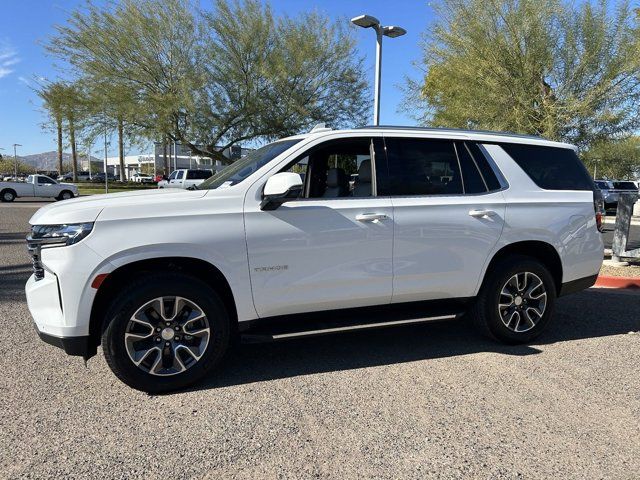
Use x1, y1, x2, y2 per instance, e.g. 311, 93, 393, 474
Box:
35, 81, 67, 174
583, 137, 640, 179
83, 81, 144, 181
47, 0, 369, 164
409, 0, 640, 150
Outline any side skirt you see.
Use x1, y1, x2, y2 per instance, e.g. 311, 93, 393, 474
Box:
239, 298, 472, 343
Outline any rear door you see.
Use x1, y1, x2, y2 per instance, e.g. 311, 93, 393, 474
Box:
381, 136, 507, 303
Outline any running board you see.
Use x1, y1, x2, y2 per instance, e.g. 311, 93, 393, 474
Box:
241, 314, 459, 343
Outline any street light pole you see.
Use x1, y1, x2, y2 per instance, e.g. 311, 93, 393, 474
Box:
103, 117, 109, 194
351, 14, 406, 126
13, 143, 22, 179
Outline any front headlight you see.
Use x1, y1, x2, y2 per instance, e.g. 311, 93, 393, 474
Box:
30, 223, 94, 246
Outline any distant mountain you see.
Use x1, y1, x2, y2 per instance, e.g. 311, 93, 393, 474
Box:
18, 151, 101, 171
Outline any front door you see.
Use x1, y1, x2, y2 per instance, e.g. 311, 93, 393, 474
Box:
34, 176, 58, 197
244, 136, 394, 318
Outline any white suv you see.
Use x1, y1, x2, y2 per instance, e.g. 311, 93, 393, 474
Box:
25, 127, 603, 392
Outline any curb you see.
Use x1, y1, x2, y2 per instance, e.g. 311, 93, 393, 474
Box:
594, 275, 640, 289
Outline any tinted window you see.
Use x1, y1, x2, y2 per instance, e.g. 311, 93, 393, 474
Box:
186, 170, 212, 180
176, 171, 184, 180
384, 138, 462, 196
168, 171, 177, 180
466, 142, 502, 191
595, 181, 609, 189
613, 181, 637, 190
500, 143, 593, 190
455, 142, 486, 194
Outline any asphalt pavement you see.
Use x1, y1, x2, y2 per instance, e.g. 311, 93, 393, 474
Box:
1, 201, 639, 479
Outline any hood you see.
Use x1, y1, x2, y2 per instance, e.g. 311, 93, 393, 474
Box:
29, 188, 208, 225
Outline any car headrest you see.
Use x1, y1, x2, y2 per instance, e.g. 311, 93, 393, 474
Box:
327, 168, 347, 187
358, 160, 372, 183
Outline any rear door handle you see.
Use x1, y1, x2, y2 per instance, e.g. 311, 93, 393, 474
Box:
356, 213, 388, 222
469, 209, 496, 218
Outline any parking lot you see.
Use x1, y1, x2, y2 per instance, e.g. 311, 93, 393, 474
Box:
1, 200, 639, 479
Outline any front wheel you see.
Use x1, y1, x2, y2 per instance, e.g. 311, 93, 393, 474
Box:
470, 256, 556, 344
57, 190, 74, 201
102, 273, 231, 393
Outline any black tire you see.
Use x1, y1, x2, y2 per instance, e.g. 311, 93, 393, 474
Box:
56, 190, 74, 201
469, 255, 556, 344
102, 273, 231, 393
1, 189, 16, 202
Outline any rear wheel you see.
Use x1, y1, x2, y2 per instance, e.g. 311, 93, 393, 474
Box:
470, 256, 556, 343
102, 273, 231, 393
1, 189, 16, 202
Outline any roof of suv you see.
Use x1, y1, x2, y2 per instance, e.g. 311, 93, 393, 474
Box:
284, 125, 575, 150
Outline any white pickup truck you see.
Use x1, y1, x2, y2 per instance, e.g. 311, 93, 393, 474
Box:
0, 174, 78, 202
157, 169, 213, 189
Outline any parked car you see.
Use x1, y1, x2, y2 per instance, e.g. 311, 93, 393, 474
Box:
157, 168, 213, 189
595, 180, 617, 209
131, 172, 155, 184
25, 126, 603, 392
91, 172, 117, 183
58, 171, 91, 182
1, 174, 78, 202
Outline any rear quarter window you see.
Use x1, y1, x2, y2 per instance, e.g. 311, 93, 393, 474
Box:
500, 143, 594, 191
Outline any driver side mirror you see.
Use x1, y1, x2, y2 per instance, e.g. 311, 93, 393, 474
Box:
260, 172, 303, 211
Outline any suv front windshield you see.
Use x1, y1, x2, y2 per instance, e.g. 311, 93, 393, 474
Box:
197, 139, 302, 190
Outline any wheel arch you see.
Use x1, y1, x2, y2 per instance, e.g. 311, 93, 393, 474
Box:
88, 256, 238, 351
480, 241, 563, 296
57, 189, 74, 199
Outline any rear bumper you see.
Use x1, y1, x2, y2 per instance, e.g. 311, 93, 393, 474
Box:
36, 328, 95, 358
559, 274, 598, 297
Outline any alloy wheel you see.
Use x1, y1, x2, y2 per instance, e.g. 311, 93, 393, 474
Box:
124, 296, 211, 376
498, 272, 547, 333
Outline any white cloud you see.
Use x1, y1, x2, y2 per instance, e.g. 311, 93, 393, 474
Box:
0, 42, 19, 79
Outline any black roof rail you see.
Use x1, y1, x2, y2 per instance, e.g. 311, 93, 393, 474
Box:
355, 125, 545, 141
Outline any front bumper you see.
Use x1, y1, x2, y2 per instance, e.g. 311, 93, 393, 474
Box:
36, 328, 95, 358
25, 235, 109, 351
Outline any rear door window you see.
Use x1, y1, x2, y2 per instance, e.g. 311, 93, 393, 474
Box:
383, 138, 463, 196
500, 143, 593, 190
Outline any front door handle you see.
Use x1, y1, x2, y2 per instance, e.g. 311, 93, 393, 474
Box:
469, 209, 496, 218
356, 213, 388, 222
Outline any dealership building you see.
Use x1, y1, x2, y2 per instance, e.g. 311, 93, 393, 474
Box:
101, 143, 251, 180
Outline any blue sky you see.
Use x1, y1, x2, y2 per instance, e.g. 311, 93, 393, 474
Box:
0, 0, 434, 156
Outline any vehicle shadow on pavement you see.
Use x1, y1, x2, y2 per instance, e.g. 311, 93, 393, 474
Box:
194, 289, 640, 391
0, 232, 27, 245
0, 264, 31, 302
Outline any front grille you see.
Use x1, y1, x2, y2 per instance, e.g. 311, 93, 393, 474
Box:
27, 242, 45, 280
26, 235, 66, 281
30, 250, 45, 280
